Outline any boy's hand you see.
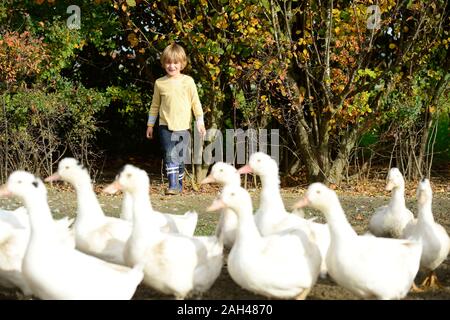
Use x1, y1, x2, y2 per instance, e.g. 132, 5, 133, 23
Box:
197, 123, 206, 139
146, 126, 153, 139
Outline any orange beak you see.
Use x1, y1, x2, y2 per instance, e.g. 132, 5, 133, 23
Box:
103, 180, 122, 194
0, 184, 12, 197
206, 198, 226, 212
292, 197, 310, 210
385, 181, 395, 191
200, 175, 216, 185
237, 164, 252, 174
44, 173, 61, 182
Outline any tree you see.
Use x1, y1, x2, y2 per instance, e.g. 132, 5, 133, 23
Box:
0, 0, 112, 177
264, 0, 449, 183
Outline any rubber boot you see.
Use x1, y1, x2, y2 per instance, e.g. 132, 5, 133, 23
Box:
165, 163, 179, 195
178, 163, 185, 193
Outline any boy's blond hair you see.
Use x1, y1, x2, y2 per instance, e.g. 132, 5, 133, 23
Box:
160, 43, 188, 70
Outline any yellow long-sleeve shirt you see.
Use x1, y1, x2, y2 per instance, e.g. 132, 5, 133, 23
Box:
147, 74, 204, 131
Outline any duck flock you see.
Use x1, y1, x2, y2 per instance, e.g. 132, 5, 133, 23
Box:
0, 152, 448, 300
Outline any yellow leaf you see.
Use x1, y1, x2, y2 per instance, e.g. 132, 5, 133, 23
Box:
127, 33, 139, 47
389, 43, 396, 49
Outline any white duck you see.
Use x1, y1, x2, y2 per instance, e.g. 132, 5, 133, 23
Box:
207, 185, 321, 299
45, 158, 133, 265
294, 183, 422, 300
369, 167, 415, 238
120, 188, 197, 236
0, 171, 144, 300
201, 162, 240, 249
403, 178, 450, 289
238, 152, 330, 277
0, 219, 31, 295
104, 164, 223, 299
0, 207, 29, 229
0, 202, 74, 296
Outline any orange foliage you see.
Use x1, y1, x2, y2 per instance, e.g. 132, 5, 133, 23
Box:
0, 31, 48, 85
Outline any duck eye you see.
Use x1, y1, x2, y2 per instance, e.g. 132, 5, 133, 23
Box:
17, 180, 22, 184
231, 192, 235, 196
316, 190, 321, 194
126, 173, 132, 178
65, 166, 69, 170
219, 169, 223, 172
257, 159, 261, 162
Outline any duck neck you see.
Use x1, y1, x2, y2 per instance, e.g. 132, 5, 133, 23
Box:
234, 202, 262, 245
259, 173, 286, 213
322, 200, 357, 241
73, 179, 106, 228
130, 189, 161, 243
417, 198, 434, 224
23, 194, 58, 245
388, 185, 406, 212
120, 191, 133, 221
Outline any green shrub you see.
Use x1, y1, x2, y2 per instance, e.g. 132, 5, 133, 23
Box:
0, 80, 109, 181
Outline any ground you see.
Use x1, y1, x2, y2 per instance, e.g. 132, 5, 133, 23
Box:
0, 172, 449, 300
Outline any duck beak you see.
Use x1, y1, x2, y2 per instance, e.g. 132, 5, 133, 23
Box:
237, 164, 252, 174
206, 199, 226, 212
200, 175, 216, 185
44, 173, 61, 182
103, 181, 122, 194
385, 181, 395, 191
0, 184, 11, 197
292, 197, 309, 210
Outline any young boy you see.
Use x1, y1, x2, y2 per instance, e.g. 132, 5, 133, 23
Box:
146, 43, 206, 195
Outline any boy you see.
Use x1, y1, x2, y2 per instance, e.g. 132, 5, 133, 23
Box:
146, 43, 206, 195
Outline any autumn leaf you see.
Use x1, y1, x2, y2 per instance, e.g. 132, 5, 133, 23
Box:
127, 33, 139, 47
126, 0, 136, 7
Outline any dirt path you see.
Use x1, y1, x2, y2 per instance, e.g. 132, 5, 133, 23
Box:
0, 186, 449, 300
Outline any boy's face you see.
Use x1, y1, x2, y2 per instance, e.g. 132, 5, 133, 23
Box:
164, 60, 182, 77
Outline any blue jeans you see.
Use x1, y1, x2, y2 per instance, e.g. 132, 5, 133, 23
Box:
159, 125, 190, 190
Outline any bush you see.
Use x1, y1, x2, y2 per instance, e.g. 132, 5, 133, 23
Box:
0, 81, 109, 181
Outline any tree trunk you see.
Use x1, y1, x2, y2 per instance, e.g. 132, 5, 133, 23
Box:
328, 127, 360, 184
